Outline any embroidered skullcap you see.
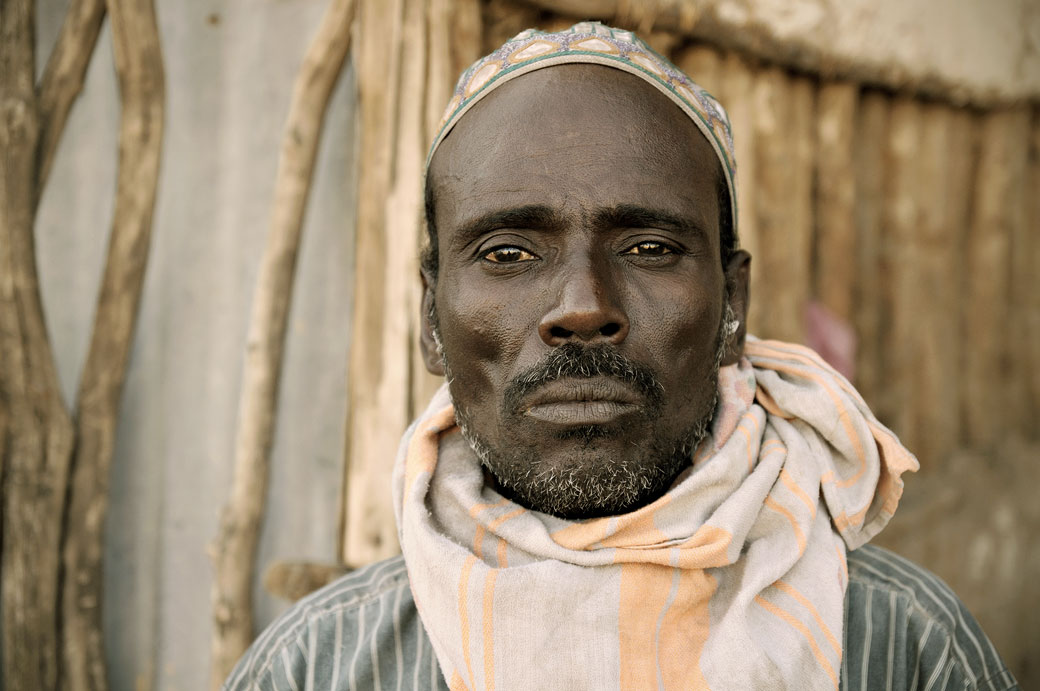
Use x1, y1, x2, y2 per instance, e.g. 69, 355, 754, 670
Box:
427, 21, 738, 238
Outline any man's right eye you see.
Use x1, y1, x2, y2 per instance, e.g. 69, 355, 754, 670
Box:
482, 246, 536, 263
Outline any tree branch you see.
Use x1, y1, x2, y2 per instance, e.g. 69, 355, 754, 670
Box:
34, 0, 107, 204
61, 0, 165, 689
208, 0, 357, 685
1, 0, 80, 689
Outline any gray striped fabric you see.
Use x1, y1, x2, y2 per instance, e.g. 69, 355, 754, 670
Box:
223, 545, 1017, 691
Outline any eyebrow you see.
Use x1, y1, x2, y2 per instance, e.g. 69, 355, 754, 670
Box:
451, 204, 565, 250
591, 204, 709, 237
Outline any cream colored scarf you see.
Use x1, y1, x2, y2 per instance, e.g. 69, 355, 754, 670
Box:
393, 338, 918, 690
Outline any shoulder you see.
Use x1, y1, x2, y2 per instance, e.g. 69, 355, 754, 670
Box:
222, 555, 434, 691
842, 544, 1018, 691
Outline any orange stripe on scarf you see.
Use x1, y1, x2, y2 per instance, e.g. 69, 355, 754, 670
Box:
754, 595, 839, 689
619, 561, 714, 690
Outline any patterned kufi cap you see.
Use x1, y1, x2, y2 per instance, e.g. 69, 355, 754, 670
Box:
426, 21, 738, 237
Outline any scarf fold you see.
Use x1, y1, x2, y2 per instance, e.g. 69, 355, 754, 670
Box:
393, 338, 918, 690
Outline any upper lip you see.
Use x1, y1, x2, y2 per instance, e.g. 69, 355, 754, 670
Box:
521, 377, 644, 411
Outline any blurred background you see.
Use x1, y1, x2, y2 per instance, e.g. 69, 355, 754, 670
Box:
5, 0, 1037, 688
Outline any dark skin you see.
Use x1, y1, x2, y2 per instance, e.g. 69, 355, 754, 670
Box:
421, 64, 751, 518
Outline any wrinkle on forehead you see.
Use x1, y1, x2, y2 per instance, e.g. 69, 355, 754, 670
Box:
427, 65, 724, 255
429, 63, 721, 191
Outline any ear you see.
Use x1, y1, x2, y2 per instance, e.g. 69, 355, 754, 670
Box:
419, 268, 445, 376
720, 249, 751, 366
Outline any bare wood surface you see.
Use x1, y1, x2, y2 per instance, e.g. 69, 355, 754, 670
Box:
898, 103, 958, 468
962, 108, 1030, 448
716, 53, 758, 334
1026, 114, 1040, 433
341, 0, 403, 566
425, 0, 454, 143
907, 104, 970, 468
343, 0, 426, 567
944, 109, 976, 445
60, 1, 165, 689
851, 91, 888, 410
751, 67, 811, 344
34, 0, 106, 202
209, 0, 357, 685
1005, 108, 1035, 436
878, 98, 922, 443
912, 104, 958, 467
415, 0, 479, 412
750, 66, 792, 341
789, 75, 814, 340
0, 2, 76, 689
393, 0, 433, 435
813, 82, 857, 321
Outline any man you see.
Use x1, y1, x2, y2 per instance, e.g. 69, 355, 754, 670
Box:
225, 23, 1016, 690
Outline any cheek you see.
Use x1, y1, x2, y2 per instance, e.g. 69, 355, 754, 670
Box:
436, 286, 532, 397
627, 277, 724, 407
632, 277, 722, 356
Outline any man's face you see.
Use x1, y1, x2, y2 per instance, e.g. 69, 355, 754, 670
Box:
423, 65, 748, 519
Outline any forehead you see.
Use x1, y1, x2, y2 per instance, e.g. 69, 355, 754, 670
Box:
428, 64, 722, 240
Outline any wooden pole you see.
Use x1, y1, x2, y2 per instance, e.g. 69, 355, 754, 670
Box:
962, 108, 1030, 448
716, 53, 759, 335
944, 107, 976, 449
813, 82, 858, 321
751, 67, 812, 344
851, 90, 888, 411
750, 66, 789, 341
879, 97, 923, 444
209, 0, 357, 685
340, 0, 404, 566
425, 0, 454, 144
789, 75, 814, 342
907, 104, 959, 469
0, 2, 77, 688
1026, 113, 1040, 435
34, 0, 107, 204
61, 1, 165, 688
413, 0, 481, 415
1005, 108, 1035, 438
342, 0, 427, 567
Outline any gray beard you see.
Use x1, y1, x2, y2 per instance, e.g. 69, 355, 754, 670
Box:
436, 304, 735, 519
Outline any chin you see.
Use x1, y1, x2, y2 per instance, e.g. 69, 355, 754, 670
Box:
471, 427, 695, 519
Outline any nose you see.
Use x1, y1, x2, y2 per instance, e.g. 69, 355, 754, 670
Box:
538, 260, 629, 347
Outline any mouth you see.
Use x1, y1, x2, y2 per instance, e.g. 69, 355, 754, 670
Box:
521, 377, 644, 426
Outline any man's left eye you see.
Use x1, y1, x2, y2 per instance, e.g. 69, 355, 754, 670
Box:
623, 241, 673, 256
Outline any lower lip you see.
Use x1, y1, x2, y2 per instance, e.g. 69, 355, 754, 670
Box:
524, 401, 640, 425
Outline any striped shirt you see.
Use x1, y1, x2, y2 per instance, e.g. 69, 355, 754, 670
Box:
223, 545, 1017, 691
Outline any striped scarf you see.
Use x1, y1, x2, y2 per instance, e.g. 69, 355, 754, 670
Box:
392, 338, 918, 690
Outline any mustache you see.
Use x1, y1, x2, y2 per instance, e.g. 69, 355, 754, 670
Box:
502, 343, 664, 416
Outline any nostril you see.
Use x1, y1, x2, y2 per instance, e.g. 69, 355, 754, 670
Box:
600, 323, 620, 337
550, 325, 573, 340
